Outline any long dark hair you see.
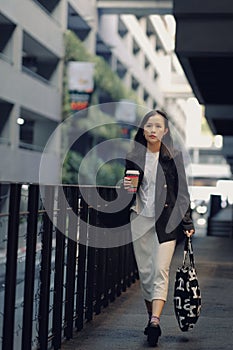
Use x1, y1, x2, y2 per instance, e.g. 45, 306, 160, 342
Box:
131, 109, 174, 160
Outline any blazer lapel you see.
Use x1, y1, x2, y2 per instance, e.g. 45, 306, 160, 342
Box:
155, 157, 169, 201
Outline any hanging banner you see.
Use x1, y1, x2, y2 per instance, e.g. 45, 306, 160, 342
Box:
69, 91, 91, 111
115, 99, 136, 123
67, 61, 95, 111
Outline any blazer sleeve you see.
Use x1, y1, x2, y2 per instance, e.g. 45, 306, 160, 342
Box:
175, 151, 195, 231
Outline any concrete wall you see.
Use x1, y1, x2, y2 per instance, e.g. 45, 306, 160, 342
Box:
0, 145, 60, 183
0, 0, 64, 182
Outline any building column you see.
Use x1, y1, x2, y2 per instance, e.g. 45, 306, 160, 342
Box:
83, 0, 98, 54
12, 25, 22, 71
9, 104, 20, 150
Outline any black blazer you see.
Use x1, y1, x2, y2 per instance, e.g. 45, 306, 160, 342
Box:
125, 149, 194, 243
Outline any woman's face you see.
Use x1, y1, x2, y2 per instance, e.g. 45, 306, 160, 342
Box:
143, 114, 168, 145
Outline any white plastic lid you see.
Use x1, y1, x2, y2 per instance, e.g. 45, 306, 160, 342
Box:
126, 170, 139, 175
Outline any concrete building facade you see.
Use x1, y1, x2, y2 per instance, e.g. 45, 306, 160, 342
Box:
98, 12, 192, 138
0, 0, 191, 183
0, 0, 66, 183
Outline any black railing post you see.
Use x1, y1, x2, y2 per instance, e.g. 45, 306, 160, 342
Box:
108, 248, 116, 303
94, 245, 105, 315
121, 244, 127, 292
64, 186, 78, 340
75, 188, 88, 331
128, 244, 133, 285
97, 188, 110, 308
52, 186, 67, 350
22, 184, 39, 350
2, 183, 21, 350
116, 245, 123, 297
112, 247, 118, 299
85, 187, 97, 322
38, 185, 54, 350
126, 243, 132, 287
101, 230, 109, 308
85, 247, 96, 321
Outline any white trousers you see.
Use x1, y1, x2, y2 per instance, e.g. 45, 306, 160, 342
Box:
131, 212, 176, 302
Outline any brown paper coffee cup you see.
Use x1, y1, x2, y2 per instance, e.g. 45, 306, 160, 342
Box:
126, 170, 139, 193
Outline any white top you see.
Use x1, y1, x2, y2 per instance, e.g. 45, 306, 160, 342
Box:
132, 151, 159, 217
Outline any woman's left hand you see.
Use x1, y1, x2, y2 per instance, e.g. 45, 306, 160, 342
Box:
184, 229, 195, 237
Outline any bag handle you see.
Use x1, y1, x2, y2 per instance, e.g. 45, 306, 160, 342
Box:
182, 236, 195, 268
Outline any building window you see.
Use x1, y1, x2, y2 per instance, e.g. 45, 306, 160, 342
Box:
19, 119, 34, 148
116, 60, 127, 78
144, 90, 149, 101
133, 39, 140, 55
18, 109, 58, 152
144, 56, 150, 69
132, 77, 139, 91
0, 13, 15, 64
22, 31, 59, 83
33, 0, 60, 14
154, 70, 158, 80
96, 34, 112, 64
67, 5, 91, 41
118, 17, 128, 38
0, 100, 13, 145
146, 18, 154, 37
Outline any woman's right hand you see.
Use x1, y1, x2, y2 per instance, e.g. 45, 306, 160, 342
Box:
123, 177, 132, 191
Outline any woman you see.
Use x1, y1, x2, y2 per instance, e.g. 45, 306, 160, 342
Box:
123, 110, 195, 346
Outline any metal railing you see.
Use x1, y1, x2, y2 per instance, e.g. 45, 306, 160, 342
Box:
0, 183, 138, 350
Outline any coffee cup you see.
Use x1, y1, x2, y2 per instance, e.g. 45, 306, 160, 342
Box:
126, 170, 140, 193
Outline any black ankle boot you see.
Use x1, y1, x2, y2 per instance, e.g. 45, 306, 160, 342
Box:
144, 319, 151, 335
147, 324, 161, 346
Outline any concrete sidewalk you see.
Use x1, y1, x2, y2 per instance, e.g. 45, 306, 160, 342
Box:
61, 235, 233, 350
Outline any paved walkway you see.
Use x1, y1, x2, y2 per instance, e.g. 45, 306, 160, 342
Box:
61, 235, 233, 350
